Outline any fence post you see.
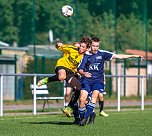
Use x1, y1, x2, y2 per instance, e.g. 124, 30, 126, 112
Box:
141, 77, 144, 110
0, 74, 3, 117
33, 75, 37, 115
117, 76, 120, 112
117, 77, 120, 111
124, 59, 126, 97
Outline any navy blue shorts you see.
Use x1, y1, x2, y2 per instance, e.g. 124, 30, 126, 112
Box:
81, 80, 105, 94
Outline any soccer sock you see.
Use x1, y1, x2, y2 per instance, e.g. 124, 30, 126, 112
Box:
73, 102, 80, 120
68, 90, 80, 108
84, 102, 96, 120
99, 101, 104, 112
79, 107, 86, 120
89, 112, 96, 120
47, 75, 59, 83
64, 102, 69, 107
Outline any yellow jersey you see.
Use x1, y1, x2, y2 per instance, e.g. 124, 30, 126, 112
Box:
55, 44, 83, 73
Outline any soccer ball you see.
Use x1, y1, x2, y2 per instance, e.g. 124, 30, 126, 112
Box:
61, 5, 73, 17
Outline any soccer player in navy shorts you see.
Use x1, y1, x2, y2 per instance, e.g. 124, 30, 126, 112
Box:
78, 37, 144, 126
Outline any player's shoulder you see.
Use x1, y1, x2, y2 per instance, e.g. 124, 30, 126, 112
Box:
81, 51, 91, 60
85, 51, 93, 55
64, 44, 78, 51
98, 49, 113, 54
98, 49, 107, 53
63, 44, 75, 48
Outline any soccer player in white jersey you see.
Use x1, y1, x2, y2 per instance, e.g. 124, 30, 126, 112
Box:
78, 37, 144, 126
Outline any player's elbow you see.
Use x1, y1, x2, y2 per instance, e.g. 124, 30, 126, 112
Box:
56, 42, 63, 49
55, 43, 59, 49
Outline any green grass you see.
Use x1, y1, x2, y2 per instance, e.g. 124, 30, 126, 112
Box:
0, 110, 152, 136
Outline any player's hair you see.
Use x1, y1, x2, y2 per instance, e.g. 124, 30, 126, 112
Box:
80, 35, 92, 48
91, 37, 100, 42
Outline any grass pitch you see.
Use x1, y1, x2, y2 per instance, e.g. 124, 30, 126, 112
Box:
0, 110, 151, 136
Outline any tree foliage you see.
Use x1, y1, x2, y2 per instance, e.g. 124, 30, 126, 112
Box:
0, 0, 152, 51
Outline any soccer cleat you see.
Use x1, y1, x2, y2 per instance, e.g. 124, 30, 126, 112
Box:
62, 106, 73, 117
73, 118, 80, 125
79, 118, 87, 126
88, 112, 96, 125
99, 111, 109, 117
37, 77, 48, 87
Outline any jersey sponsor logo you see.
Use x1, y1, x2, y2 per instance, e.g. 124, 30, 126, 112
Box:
75, 55, 78, 59
89, 63, 100, 70
68, 55, 79, 66
96, 56, 102, 59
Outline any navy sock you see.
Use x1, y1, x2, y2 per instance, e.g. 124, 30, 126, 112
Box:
68, 90, 80, 108
84, 102, 96, 120
79, 107, 86, 120
73, 102, 80, 120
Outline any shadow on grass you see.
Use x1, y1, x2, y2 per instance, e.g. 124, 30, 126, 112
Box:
22, 121, 74, 125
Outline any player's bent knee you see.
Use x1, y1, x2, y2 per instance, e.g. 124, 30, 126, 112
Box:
79, 97, 86, 103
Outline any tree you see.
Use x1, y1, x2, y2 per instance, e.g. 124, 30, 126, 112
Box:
0, 0, 152, 52
0, 0, 18, 45
13, 0, 34, 46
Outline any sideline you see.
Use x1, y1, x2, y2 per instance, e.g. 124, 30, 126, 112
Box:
0, 116, 47, 121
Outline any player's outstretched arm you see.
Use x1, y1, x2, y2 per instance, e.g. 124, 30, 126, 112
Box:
112, 54, 144, 60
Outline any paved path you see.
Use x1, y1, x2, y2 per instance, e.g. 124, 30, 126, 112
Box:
3, 100, 152, 111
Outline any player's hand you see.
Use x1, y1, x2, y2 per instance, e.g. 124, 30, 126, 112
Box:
139, 56, 144, 61
85, 72, 92, 78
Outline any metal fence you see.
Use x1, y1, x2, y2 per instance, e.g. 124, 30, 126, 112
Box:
0, 73, 152, 117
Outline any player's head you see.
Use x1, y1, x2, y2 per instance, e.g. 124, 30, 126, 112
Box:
90, 37, 100, 54
78, 35, 92, 54
80, 35, 92, 48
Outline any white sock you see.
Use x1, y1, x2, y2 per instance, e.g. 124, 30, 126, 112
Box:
64, 102, 69, 107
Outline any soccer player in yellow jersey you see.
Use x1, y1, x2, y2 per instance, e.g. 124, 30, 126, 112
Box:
63, 42, 81, 107
37, 36, 92, 121
55, 43, 84, 75
37, 36, 91, 87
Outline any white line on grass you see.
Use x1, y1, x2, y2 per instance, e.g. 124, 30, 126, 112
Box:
0, 116, 47, 121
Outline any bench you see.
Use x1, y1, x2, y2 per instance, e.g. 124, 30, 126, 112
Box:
30, 84, 64, 112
